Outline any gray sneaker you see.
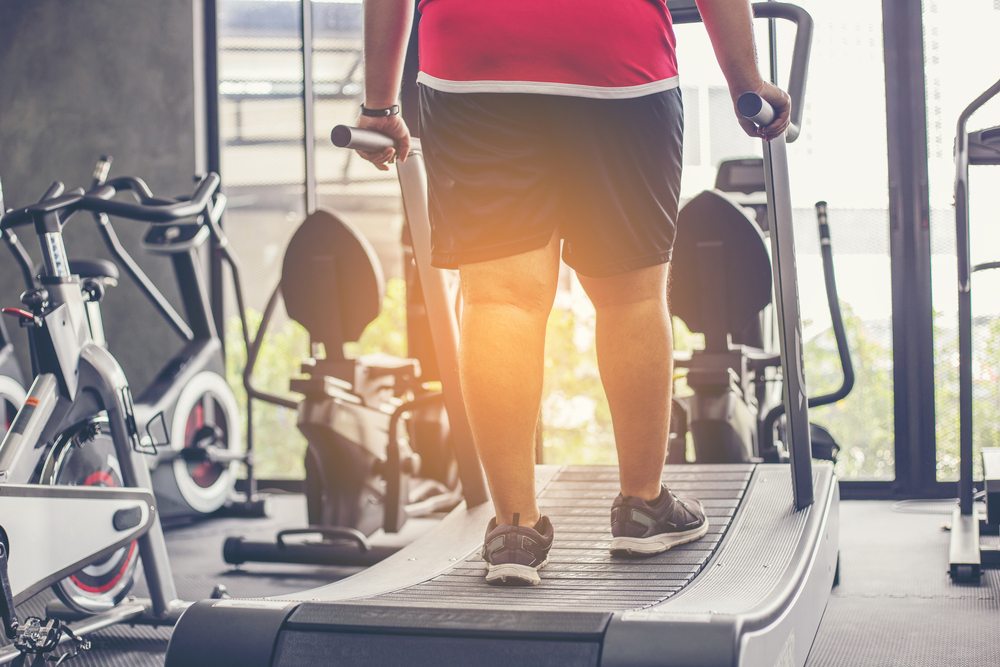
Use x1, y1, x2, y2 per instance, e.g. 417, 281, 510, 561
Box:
610, 486, 708, 557
482, 514, 553, 586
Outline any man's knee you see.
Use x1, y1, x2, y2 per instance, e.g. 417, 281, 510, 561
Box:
459, 238, 560, 315
461, 266, 558, 315
578, 262, 670, 311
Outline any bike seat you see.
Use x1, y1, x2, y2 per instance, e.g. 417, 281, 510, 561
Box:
69, 258, 120, 283
282, 209, 384, 359
670, 189, 772, 349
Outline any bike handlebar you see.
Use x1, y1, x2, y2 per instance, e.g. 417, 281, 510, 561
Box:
1, 172, 220, 230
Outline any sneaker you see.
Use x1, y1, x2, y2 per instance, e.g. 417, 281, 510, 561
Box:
610, 486, 709, 557
482, 513, 553, 586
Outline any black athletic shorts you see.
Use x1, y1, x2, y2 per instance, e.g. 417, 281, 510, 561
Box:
418, 84, 684, 278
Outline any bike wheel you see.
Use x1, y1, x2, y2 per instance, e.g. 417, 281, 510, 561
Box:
168, 371, 242, 515
42, 417, 141, 614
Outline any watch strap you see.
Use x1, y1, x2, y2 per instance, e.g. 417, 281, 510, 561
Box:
360, 104, 400, 117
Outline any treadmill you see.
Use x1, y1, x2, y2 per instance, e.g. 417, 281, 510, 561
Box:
166, 4, 836, 666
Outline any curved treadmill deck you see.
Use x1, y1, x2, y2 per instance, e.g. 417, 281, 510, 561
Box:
167, 463, 838, 667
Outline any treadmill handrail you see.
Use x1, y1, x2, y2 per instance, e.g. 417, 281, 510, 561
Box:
954, 77, 1000, 515
670, 2, 813, 143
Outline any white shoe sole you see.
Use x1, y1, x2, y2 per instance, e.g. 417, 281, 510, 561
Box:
485, 558, 548, 586
609, 519, 710, 556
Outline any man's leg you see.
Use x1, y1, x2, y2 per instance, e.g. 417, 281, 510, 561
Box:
458, 233, 561, 527
576, 263, 672, 502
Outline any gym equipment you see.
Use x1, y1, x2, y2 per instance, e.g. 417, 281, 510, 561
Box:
947, 77, 1000, 584
166, 6, 839, 667
0, 318, 26, 444
670, 160, 855, 465
84, 156, 249, 518
2, 156, 255, 520
222, 206, 463, 568
0, 172, 226, 662
0, 188, 29, 444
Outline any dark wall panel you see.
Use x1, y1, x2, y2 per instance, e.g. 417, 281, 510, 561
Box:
0, 0, 202, 390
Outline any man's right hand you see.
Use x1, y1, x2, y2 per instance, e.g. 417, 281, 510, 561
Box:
355, 112, 412, 172
734, 81, 791, 142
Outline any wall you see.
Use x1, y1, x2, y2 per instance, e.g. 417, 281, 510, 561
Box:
0, 0, 203, 389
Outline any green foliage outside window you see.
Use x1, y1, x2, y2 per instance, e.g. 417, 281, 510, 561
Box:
803, 304, 895, 479
933, 313, 1000, 481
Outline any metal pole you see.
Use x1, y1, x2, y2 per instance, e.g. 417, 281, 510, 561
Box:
302, 0, 317, 214
204, 0, 227, 355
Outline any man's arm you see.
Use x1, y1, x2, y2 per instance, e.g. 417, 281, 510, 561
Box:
696, 0, 791, 140
356, 0, 414, 170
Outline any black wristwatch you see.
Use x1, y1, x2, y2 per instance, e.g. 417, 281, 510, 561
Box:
360, 104, 400, 117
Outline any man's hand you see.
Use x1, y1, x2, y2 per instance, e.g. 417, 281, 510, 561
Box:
355, 113, 411, 171
734, 81, 791, 141
358, 0, 414, 170
696, 0, 792, 142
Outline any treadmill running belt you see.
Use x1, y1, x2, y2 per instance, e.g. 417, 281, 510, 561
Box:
366, 464, 751, 610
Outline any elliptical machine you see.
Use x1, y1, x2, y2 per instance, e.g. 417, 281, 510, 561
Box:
669, 158, 855, 465
223, 208, 463, 567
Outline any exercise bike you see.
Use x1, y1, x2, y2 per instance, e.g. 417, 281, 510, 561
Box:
0, 318, 26, 444
0, 190, 30, 443
669, 158, 855, 465
1, 157, 254, 520
77, 156, 252, 519
222, 206, 463, 567
0, 172, 224, 663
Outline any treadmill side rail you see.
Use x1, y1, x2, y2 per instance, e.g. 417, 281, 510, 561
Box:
601, 465, 838, 667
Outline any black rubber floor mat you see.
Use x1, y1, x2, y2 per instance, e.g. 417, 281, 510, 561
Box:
806, 501, 1000, 666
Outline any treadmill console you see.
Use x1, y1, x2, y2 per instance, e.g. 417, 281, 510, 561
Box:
715, 158, 769, 231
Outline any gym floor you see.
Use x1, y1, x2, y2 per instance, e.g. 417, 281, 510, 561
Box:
5, 495, 999, 666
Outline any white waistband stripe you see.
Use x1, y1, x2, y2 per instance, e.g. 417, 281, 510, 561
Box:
416, 73, 680, 99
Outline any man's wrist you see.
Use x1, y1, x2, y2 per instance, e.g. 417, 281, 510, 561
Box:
361, 103, 400, 117
729, 78, 764, 99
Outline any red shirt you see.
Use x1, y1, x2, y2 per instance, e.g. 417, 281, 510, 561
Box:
416, 0, 679, 99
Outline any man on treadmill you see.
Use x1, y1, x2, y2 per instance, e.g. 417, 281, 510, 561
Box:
356, 0, 790, 585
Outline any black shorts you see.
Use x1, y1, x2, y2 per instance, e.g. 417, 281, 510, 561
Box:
418, 85, 684, 278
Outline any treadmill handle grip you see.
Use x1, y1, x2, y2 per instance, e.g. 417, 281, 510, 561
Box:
738, 92, 800, 142
331, 125, 395, 153
738, 92, 776, 127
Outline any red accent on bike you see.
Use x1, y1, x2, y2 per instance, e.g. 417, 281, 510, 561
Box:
186, 403, 218, 488
70, 541, 137, 594
25, 398, 39, 407
1, 308, 34, 319
83, 470, 115, 487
